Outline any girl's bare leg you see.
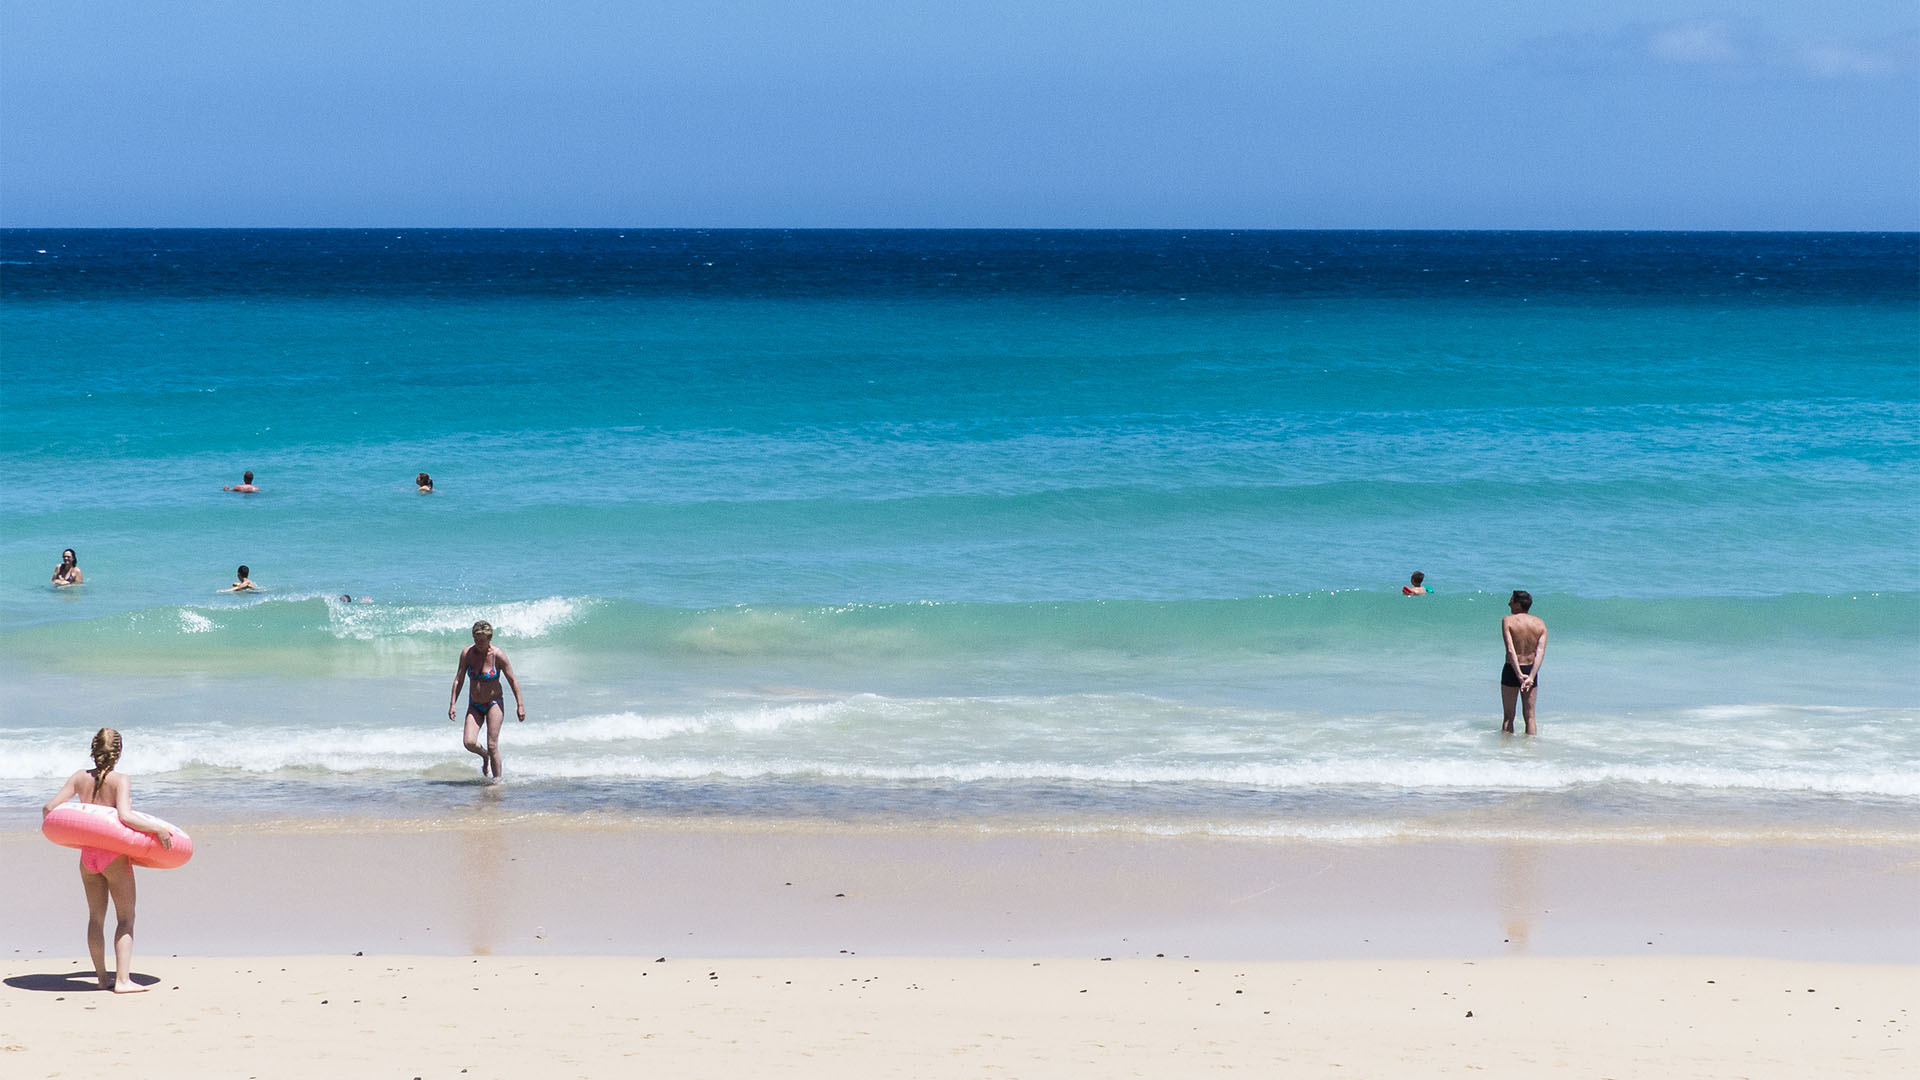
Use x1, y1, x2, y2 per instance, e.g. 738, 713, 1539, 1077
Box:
81, 863, 110, 988
103, 859, 144, 992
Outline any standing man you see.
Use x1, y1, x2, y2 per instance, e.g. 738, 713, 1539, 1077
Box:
1500, 590, 1547, 735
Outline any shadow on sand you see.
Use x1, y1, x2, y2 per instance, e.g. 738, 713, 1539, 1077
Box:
4, 971, 162, 993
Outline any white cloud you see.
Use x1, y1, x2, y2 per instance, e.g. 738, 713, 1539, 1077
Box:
1796, 31, 1919, 79
1647, 20, 1741, 65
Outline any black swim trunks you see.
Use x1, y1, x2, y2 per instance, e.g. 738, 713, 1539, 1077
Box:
1501, 662, 1536, 688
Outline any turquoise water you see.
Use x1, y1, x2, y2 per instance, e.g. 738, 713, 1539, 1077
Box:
2, 230, 1916, 837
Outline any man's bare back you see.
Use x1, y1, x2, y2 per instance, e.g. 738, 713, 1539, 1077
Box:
1502, 614, 1545, 664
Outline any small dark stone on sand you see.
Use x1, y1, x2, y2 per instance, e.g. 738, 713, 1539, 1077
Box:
654, 957, 665, 962
835, 893, 845, 898
1466, 1011, 1474, 1017
354, 951, 362, 957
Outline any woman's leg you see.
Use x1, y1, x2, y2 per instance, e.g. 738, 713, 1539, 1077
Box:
463, 708, 490, 776
485, 703, 506, 779
102, 858, 145, 992
81, 862, 109, 988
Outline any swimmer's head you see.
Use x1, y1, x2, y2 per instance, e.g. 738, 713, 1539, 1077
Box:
90, 727, 121, 774
340, 595, 353, 603
472, 620, 494, 640
237, 565, 250, 579
62, 548, 77, 565
1509, 590, 1532, 612
416, 472, 432, 488
242, 471, 253, 484
1410, 571, 1424, 586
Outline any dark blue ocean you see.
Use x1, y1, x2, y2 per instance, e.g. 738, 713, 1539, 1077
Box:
2, 230, 1916, 838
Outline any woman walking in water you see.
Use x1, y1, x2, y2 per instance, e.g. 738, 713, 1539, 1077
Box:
448, 620, 525, 780
41, 728, 174, 993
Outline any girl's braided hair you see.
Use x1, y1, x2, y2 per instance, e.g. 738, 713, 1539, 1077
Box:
90, 727, 122, 797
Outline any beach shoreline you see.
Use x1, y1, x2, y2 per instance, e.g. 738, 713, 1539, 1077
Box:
6, 820, 1914, 962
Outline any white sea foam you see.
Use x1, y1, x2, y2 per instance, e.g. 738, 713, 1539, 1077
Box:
178, 610, 214, 633
327, 596, 591, 641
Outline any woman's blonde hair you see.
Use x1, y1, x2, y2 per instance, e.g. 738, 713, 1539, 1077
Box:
472, 620, 493, 636
90, 727, 122, 795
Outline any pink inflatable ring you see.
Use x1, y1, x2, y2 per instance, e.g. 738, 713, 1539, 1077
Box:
42, 802, 194, 870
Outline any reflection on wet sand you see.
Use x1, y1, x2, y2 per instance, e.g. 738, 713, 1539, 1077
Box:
460, 792, 506, 955
1496, 843, 1540, 952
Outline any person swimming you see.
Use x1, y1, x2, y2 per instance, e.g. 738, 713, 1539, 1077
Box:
219, 565, 259, 592
53, 548, 83, 587
416, 472, 433, 493
222, 470, 259, 493
41, 728, 174, 993
447, 620, 525, 780
1403, 571, 1427, 596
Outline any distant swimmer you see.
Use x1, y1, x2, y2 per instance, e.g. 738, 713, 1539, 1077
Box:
53, 548, 83, 587
1500, 590, 1547, 735
220, 565, 259, 593
338, 594, 373, 603
1403, 571, 1426, 596
448, 620, 525, 780
416, 472, 434, 493
223, 470, 260, 493
41, 728, 175, 993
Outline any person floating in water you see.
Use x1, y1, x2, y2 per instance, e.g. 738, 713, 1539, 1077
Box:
1402, 571, 1426, 595
53, 548, 83, 587
448, 620, 525, 780
219, 565, 259, 593
416, 472, 434, 493
222, 470, 259, 493
41, 728, 174, 993
1500, 590, 1547, 735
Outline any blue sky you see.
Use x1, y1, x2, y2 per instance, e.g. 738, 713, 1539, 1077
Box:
2, 2, 1914, 228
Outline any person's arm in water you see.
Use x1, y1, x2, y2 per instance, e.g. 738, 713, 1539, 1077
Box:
41, 771, 83, 817
107, 774, 173, 847
448, 647, 470, 722
498, 650, 527, 722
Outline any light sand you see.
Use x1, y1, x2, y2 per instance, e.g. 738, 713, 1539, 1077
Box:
1, 955, 1913, 1077
3, 822, 1916, 1075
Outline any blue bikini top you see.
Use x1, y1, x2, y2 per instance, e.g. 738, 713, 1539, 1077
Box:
468, 650, 500, 682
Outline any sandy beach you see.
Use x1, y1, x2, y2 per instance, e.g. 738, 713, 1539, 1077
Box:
3, 821, 1916, 1075
3, 954, 1912, 1078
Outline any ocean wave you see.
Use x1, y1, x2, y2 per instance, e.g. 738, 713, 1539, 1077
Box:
4, 728, 1914, 798
5, 591, 1915, 663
